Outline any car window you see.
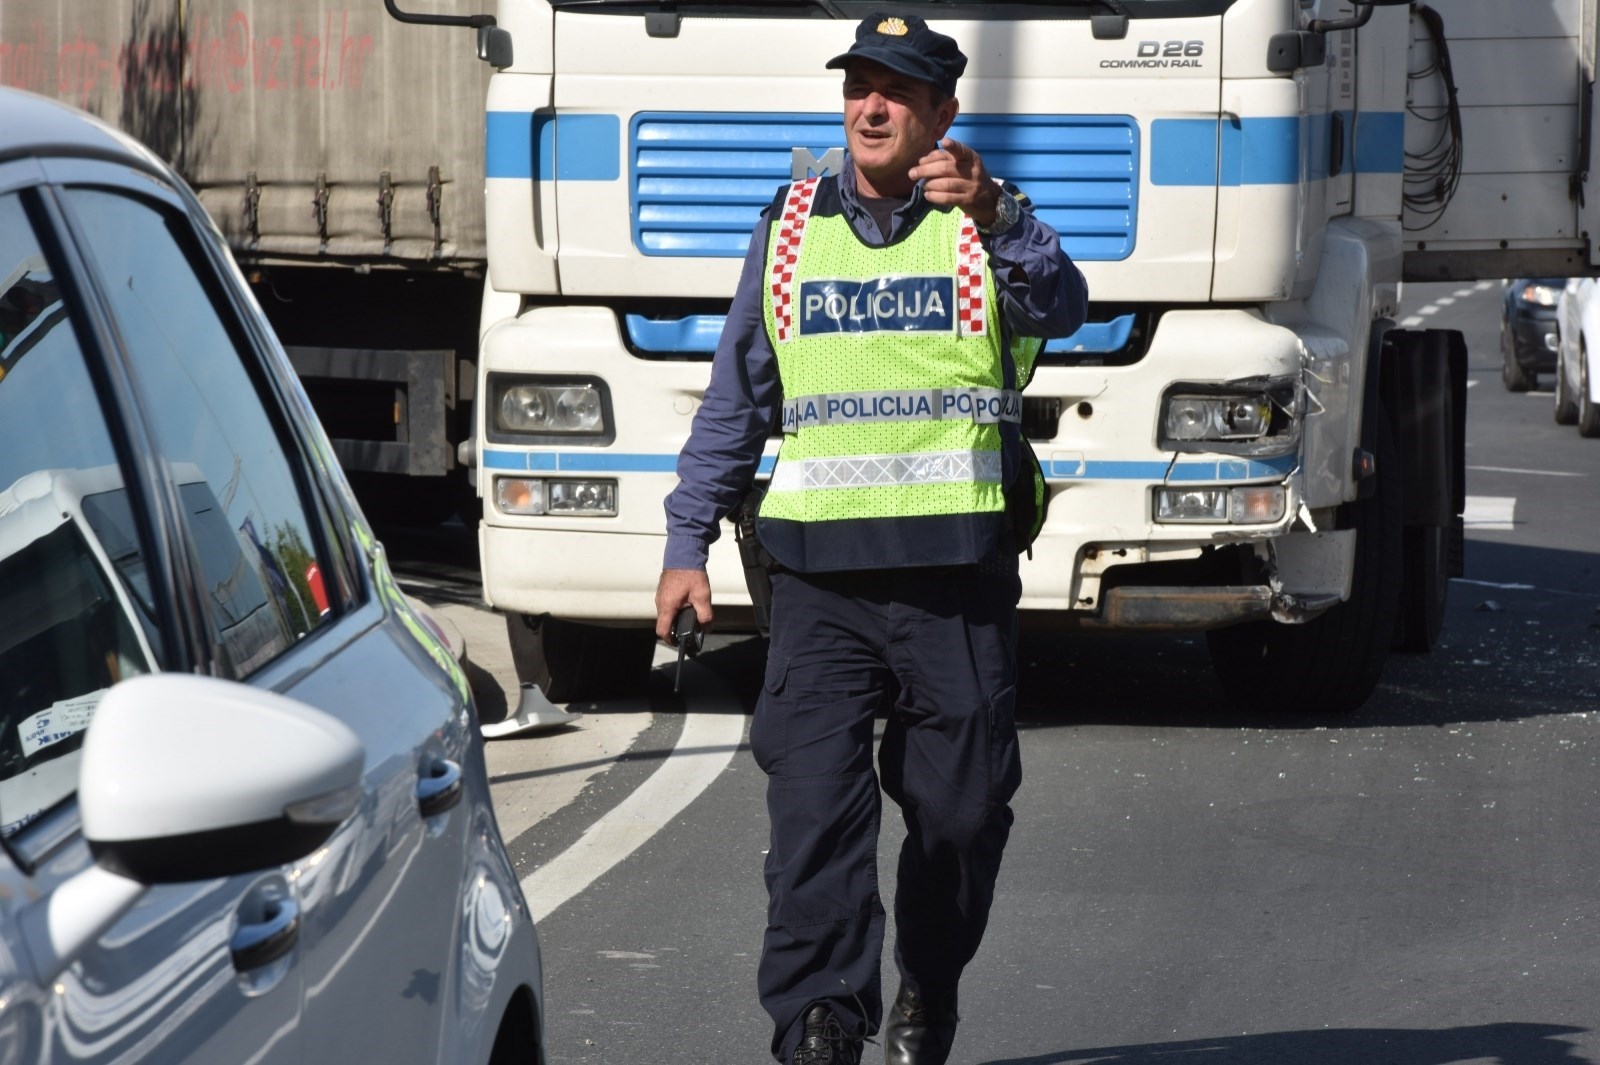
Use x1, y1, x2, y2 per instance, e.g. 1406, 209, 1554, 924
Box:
62, 188, 333, 677
0, 191, 153, 838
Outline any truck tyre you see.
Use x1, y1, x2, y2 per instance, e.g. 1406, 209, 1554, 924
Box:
1554, 351, 1579, 425
1393, 524, 1448, 652
1579, 356, 1600, 438
1206, 411, 1403, 713
1501, 327, 1534, 392
505, 613, 656, 703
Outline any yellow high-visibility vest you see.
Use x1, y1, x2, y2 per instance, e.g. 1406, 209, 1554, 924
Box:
758, 177, 1041, 572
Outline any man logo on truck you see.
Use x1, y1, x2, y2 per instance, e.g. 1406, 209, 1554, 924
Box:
792, 146, 847, 180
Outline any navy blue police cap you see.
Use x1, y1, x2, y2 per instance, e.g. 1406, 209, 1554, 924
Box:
825, 13, 967, 98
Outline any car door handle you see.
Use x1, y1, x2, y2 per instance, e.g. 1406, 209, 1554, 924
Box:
417, 758, 463, 818
231, 896, 300, 971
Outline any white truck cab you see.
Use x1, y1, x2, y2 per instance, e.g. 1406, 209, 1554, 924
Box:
399, 0, 1600, 710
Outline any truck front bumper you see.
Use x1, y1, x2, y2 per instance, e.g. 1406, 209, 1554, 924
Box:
474, 305, 1356, 630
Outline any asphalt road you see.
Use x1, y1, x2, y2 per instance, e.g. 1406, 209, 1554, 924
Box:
393, 280, 1600, 1065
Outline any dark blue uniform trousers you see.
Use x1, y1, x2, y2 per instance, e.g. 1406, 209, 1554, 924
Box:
751, 555, 1023, 1063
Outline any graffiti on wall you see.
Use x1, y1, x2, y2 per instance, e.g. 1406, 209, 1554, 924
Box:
0, 11, 377, 108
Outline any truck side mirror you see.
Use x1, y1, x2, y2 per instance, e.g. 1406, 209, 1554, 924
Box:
1268, 31, 1327, 73
384, 0, 511, 68
1272, 0, 1410, 72
1309, 0, 1409, 35
478, 25, 514, 68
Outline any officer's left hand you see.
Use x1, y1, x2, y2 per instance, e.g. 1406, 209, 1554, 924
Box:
910, 138, 1001, 229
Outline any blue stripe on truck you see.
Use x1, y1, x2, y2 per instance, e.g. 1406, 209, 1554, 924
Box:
486, 112, 621, 180
1151, 112, 1405, 186
623, 312, 1138, 356
1354, 111, 1405, 174
480, 449, 1292, 484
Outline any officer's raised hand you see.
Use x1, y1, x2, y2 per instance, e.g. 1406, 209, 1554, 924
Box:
911, 137, 1001, 230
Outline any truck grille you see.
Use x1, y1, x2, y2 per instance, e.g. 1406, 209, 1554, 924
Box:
630, 112, 1139, 261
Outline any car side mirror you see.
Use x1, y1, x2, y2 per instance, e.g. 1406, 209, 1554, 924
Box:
19, 674, 364, 984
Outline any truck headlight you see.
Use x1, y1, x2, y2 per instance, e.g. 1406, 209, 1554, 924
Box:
1154, 486, 1286, 525
496, 477, 617, 517
492, 377, 608, 435
1163, 394, 1273, 442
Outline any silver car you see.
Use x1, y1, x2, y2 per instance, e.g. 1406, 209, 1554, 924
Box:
1555, 277, 1600, 436
0, 88, 544, 1063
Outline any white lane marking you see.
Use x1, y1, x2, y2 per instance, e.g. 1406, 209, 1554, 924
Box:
1466, 379, 1479, 389
1456, 578, 1597, 600
1402, 281, 1490, 326
1468, 465, 1586, 478
520, 655, 747, 923
1463, 495, 1516, 530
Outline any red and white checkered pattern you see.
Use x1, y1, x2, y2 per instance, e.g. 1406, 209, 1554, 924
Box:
955, 215, 987, 337
769, 178, 820, 343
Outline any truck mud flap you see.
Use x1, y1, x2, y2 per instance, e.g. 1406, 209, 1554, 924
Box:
1383, 329, 1467, 532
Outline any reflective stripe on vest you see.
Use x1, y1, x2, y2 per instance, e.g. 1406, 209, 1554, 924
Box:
781, 388, 1021, 433
768, 449, 1003, 493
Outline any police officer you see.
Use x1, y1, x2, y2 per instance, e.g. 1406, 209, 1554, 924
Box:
656, 14, 1087, 1065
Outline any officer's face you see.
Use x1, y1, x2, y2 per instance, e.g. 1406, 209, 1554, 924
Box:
842, 60, 958, 197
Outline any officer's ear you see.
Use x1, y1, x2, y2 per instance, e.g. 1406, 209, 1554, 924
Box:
933, 94, 959, 140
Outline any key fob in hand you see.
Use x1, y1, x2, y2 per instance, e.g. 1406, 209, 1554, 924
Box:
670, 605, 704, 656
670, 606, 703, 694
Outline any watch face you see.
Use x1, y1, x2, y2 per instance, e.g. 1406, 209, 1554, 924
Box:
994, 192, 1019, 232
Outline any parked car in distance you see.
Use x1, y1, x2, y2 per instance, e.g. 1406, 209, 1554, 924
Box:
0, 88, 544, 1063
1554, 277, 1600, 436
1501, 277, 1564, 391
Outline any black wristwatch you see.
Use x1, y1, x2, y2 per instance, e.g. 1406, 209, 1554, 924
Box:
975, 190, 1020, 237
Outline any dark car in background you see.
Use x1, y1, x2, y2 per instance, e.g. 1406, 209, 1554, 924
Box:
1501, 277, 1564, 391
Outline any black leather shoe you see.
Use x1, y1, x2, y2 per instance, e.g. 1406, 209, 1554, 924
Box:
793, 1005, 863, 1065
882, 983, 959, 1065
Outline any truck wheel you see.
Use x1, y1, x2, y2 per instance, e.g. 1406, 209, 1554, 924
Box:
1579, 357, 1600, 438
1501, 329, 1534, 392
1554, 353, 1579, 425
1206, 412, 1403, 714
505, 614, 656, 703
1393, 524, 1448, 652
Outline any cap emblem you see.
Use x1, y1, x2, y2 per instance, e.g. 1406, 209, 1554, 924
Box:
876, 17, 909, 36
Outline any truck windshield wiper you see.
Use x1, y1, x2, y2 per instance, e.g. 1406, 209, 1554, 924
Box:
550, 0, 845, 14
914, 0, 1130, 37
945, 0, 1128, 9
1035, 0, 1130, 39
